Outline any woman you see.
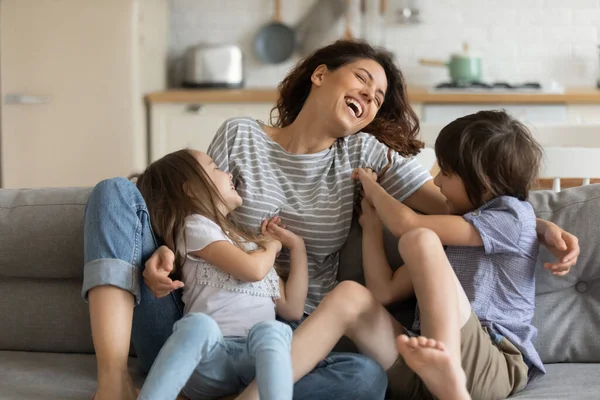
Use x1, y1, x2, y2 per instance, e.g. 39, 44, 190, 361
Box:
83, 40, 578, 400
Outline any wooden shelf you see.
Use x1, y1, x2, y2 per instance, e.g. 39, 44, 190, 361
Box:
535, 178, 600, 190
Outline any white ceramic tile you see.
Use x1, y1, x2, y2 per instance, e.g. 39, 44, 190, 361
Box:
169, 0, 600, 88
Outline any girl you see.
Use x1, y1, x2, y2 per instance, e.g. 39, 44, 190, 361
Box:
135, 149, 308, 400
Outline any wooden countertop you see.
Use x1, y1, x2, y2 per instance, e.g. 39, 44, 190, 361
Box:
146, 86, 600, 105
407, 87, 600, 104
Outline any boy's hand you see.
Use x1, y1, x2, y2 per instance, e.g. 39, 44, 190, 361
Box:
352, 168, 379, 202
358, 197, 381, 229
261, 217, 304, 250
540, 224, 579, 276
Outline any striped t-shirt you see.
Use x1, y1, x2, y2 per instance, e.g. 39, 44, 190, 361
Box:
207, 117, 430, 312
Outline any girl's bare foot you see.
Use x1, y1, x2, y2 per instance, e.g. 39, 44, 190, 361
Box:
397, 335, 471, 400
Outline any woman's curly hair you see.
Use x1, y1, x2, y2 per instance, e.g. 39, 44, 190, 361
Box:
272, 39, 422, 160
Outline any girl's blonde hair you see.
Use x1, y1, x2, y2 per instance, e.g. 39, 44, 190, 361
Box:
134, 149, 264, 278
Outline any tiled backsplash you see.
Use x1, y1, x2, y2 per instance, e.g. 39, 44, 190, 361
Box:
169, 0, 600, 88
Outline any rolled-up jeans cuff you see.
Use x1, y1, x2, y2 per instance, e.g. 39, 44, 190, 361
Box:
82, 258, 141, 305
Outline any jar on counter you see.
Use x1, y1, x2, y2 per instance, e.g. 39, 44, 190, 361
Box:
597, 45, 600, 89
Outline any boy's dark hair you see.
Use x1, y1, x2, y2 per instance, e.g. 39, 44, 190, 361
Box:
435, 110, 543, 208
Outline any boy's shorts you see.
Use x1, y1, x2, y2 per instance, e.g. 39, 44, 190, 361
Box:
387, 312, 529, 400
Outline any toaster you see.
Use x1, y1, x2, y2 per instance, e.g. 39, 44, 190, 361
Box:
182, 44, 244, 88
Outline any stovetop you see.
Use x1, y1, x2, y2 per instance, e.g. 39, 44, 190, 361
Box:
431, 81, 562, 93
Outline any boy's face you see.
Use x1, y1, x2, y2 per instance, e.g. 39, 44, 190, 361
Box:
433, 171, 475, 215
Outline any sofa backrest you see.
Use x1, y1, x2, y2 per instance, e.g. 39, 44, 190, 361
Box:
528, 184, 600, 363
0, 188, 94, 354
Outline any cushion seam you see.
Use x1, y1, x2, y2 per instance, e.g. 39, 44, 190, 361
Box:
534, 193, 600, 215
0, 202, 86, 210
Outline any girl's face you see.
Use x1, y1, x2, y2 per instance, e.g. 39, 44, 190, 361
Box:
192, 150, 243, 214
433, 170, 475, 215
312, 58, 388, 137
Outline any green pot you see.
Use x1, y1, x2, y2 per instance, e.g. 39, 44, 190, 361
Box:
420, 43, 482, 84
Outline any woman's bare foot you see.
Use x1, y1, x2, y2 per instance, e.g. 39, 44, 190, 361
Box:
95, 372, 137, 400
235, 380, 259, 400
134, 387, 191, 400
397, 335, 471, 400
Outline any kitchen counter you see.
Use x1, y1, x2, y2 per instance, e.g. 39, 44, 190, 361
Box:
146, 87, 600, 104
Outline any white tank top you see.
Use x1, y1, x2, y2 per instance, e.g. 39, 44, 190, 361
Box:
179, 214, 280, 337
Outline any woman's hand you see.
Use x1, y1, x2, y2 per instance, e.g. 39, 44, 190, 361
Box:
143, 245, 184, 298
538, 221, 580, 276
358, 197, 382, 229
261, 216, 303, 251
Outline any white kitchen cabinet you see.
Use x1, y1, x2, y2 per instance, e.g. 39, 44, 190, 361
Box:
0, 0, 168, 188
148, 102, 274, 162
411, 103, 423, 120
421, 104, 569, 125
567, 105, 600, 124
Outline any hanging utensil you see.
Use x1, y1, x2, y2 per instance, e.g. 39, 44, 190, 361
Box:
253, 0, 296, 64
295, 0, 347, 56
360, 0, 366, 40
360, 0, 383, 45
343, 0, 353, 39
379, 0, 387, 45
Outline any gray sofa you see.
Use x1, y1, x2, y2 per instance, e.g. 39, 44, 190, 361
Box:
1, 185, 599, 400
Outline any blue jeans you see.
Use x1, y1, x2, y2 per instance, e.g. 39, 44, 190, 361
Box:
82, 177, 388, 400
138, 314, 293, 400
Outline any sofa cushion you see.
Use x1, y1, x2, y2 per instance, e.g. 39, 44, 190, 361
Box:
1, 355, 597, 400
528, 185, 600, 363
0, 188, 91, 280
511, 363, 600, 400
0, 279, 94, 353
0, 351, 143, 400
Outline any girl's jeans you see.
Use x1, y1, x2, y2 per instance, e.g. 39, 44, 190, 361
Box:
138, 313, 293, 400
82, 178, 388, 400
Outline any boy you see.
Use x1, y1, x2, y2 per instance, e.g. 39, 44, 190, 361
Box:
355, 110, 547, 400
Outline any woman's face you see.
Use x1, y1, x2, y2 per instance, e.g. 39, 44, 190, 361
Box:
312, 58, 388, 136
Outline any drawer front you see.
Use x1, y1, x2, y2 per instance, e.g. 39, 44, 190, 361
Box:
149, 103, 273, 162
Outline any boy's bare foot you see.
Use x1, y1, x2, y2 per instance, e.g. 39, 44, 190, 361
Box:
397, 335, 471, 400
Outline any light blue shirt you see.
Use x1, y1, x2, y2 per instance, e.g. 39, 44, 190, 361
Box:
414, 196, 545, 379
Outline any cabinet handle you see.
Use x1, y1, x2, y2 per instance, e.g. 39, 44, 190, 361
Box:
5, 94, 52, 105
186, 104, 205, 113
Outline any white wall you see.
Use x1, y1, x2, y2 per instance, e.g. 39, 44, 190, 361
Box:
169, 0, 600, 88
